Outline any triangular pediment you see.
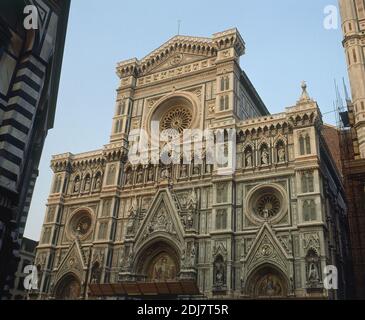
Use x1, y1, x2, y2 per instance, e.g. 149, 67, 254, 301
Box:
116, 35, 217, 78
244, 223, 291, 275
149, 53, 212, 74
134, 189, 185, 250
54, 239, 86, 282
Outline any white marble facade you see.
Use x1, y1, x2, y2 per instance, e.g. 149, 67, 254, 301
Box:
35, 29, 350, 300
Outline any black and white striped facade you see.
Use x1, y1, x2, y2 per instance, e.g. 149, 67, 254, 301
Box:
0, 0, 70, 299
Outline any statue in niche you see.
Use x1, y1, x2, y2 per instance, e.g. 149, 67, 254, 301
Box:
127, 170, 133, 185
189, 243, 196, 267
214, 255, 225, 288
73, 177, 81, 193
278, 145, 286, 162
137, 168, 144, 184
193, 165, 200, 175
147, 167, 154, 182
261, 148, 269, 165
306, 249, 321, 286
181, 248, 187, 269
245, 149, 253, 167
308, 262, 319, 282
240, 263, 245, 291
160, 166, 170, 180
90, 262, 101, 284
84, 176, 91, 192
126, 198, 138, 235
94, 174, 102, 190
180, 164, 188, 178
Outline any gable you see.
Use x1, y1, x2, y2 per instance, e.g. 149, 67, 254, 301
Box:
148, 53, 213, 74
134, 189, 185, 251
54, 239, 87, 282
244, 223, 291, 275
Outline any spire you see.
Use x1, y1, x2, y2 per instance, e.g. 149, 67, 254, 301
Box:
342, 77, 351, 103
299, 81, 311, 101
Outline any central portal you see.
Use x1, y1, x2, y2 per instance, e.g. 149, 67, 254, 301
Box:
137, 240, 180, 282
147, 252, 178, 281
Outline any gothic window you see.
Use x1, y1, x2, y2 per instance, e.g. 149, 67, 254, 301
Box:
220, 77, 225, 92
217, 183, 228, 203
47, 207, 56, 223
216, 209, 227, 230
299, 135, 305, 155
220, 76, 230, 91
299, 133, 311, 155
106, 165, 116, 185
220, 96, 225, 111
117, 99, 126, 115
114, 119, 122, 134
42, 227, 52, 244
244, 146, 253, 167
353, 48, 357, 63
53, 175, 62, 194
303, 200, 316, 221
301, 171, 314, 193
98, 222, 108, 240
102, 199, 111, 217
219, 95, 229, 111
305, 135, 311, 154
225, 95, 229, 110
225, 77, 230, 90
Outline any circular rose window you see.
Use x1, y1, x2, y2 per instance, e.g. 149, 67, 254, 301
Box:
68, 210, 93, 238
247, 185, 287, 224
256, 194, 281, 219
160, 106, 192, 134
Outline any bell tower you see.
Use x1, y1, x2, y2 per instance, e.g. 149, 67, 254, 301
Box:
339, 0, 365, 158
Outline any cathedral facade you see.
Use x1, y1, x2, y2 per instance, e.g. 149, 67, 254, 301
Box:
35, 28, 351, 300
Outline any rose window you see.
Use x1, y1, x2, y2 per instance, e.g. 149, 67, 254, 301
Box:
160, 107, 192, 134
247, 185, 287, 224
68, 210, 93, 238
75, 215, 92, 235
256, 194, 281, 218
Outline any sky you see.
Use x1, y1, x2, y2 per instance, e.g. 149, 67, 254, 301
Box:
24, 0, 348, 240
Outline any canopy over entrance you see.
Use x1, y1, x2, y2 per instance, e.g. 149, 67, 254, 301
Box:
88, 280, 200, 298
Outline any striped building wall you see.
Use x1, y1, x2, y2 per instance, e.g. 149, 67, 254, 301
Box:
0, 0, 70, 299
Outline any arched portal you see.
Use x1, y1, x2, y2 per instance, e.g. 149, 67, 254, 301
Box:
54, 273, 81, 300
135, 240, 180, 282
246, 265, 288, 299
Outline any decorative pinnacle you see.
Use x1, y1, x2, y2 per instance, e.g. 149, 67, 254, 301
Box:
300, 81, 310, 101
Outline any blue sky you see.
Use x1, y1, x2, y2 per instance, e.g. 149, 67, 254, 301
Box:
25, 0, 347, 240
